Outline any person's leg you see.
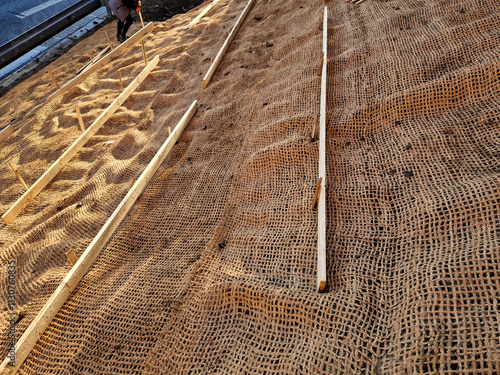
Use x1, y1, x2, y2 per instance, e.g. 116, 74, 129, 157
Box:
117, 19, 124, 41
121, 14, 134, 38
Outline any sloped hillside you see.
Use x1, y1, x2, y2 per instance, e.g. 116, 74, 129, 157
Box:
0, 0, 499, 373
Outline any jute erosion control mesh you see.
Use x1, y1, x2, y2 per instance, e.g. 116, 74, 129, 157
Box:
0, 0, 499, 373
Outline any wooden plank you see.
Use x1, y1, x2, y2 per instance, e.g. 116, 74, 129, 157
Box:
317, 6, 327, 293
202, 0, 255, 88
0, 100, 198, 375
2, 55, 160, 225
48, 23, 154, 101
184, 0, 222, 29
0, 125, 14, 143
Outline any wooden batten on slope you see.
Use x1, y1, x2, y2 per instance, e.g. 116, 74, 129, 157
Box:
317, 6, 328, 293
0, 100, 198, 375
49, 23, 154, 101
202, 0, 255, 88
184, 0, 221, 29
2, 55, 160, 225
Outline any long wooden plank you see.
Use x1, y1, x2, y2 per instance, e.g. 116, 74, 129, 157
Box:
48, 23, 154, 101
0, 100, 198, 375
0, 125, 14, 143
184, 0, 222, 29
317, 6, 327, 293
2, 55, 160, 225
202, 0, 255, 88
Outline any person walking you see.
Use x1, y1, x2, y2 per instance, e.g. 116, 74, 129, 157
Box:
108, 0, 141, 43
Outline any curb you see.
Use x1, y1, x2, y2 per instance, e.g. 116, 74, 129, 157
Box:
0, 7, 109, 93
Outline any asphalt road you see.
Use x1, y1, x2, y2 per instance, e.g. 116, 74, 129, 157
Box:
1, 0, 81, 46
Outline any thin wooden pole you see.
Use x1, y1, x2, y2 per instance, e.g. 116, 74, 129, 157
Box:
0, 100, 197, 375
104, 30, 114, 51
141, 39, 148, 66
48, 70, 60, 89
117, 70, 124, 92
8, 162, 29, 191
311, 177, 322, 210
312, 115, 319, 141
77, 46, 111, 75
2, 55, 161, 225
75, 104, 85, 132
168, 127, 172, 136
318, 52, 324, 76
87, 53, 94, 64
49, 23, 154, 101
317, 6, 328, 293
203, 0, 255, 88
138, 10, 145, 28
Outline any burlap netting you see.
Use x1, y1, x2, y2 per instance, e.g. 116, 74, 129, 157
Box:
0, 0, 499, 373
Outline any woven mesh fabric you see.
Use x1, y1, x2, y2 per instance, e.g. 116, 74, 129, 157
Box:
0, 0, 499, 373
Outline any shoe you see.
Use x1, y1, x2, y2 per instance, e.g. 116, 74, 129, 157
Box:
117, 35, 126, 43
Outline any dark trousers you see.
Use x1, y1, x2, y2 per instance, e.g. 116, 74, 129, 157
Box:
117, 14, 133, 38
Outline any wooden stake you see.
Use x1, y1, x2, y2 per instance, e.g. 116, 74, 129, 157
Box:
203, 0, 255, 88
77, 46, 111, 75
0, 125, 14, 143
0, 100, 197, 375
139, 10, 145, 28
318, 52, 324, 76
168, 127, 172, 136
8, 162, 29, 191
311, 177, 322, 209
65, 249, 78, 266
141, 39, 148, 66
311, 115, 319, 141
48, 70, 60, 89
104, 30, 114, 51
117, 69, 124, 92
75, 104, 85, 132
2, 55, 161, 225
317, 6, 328, 293
49, 23, 154, 101
87, 53, 94, 64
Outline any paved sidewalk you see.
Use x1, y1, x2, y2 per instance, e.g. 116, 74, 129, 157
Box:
0, 6, 109, 85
